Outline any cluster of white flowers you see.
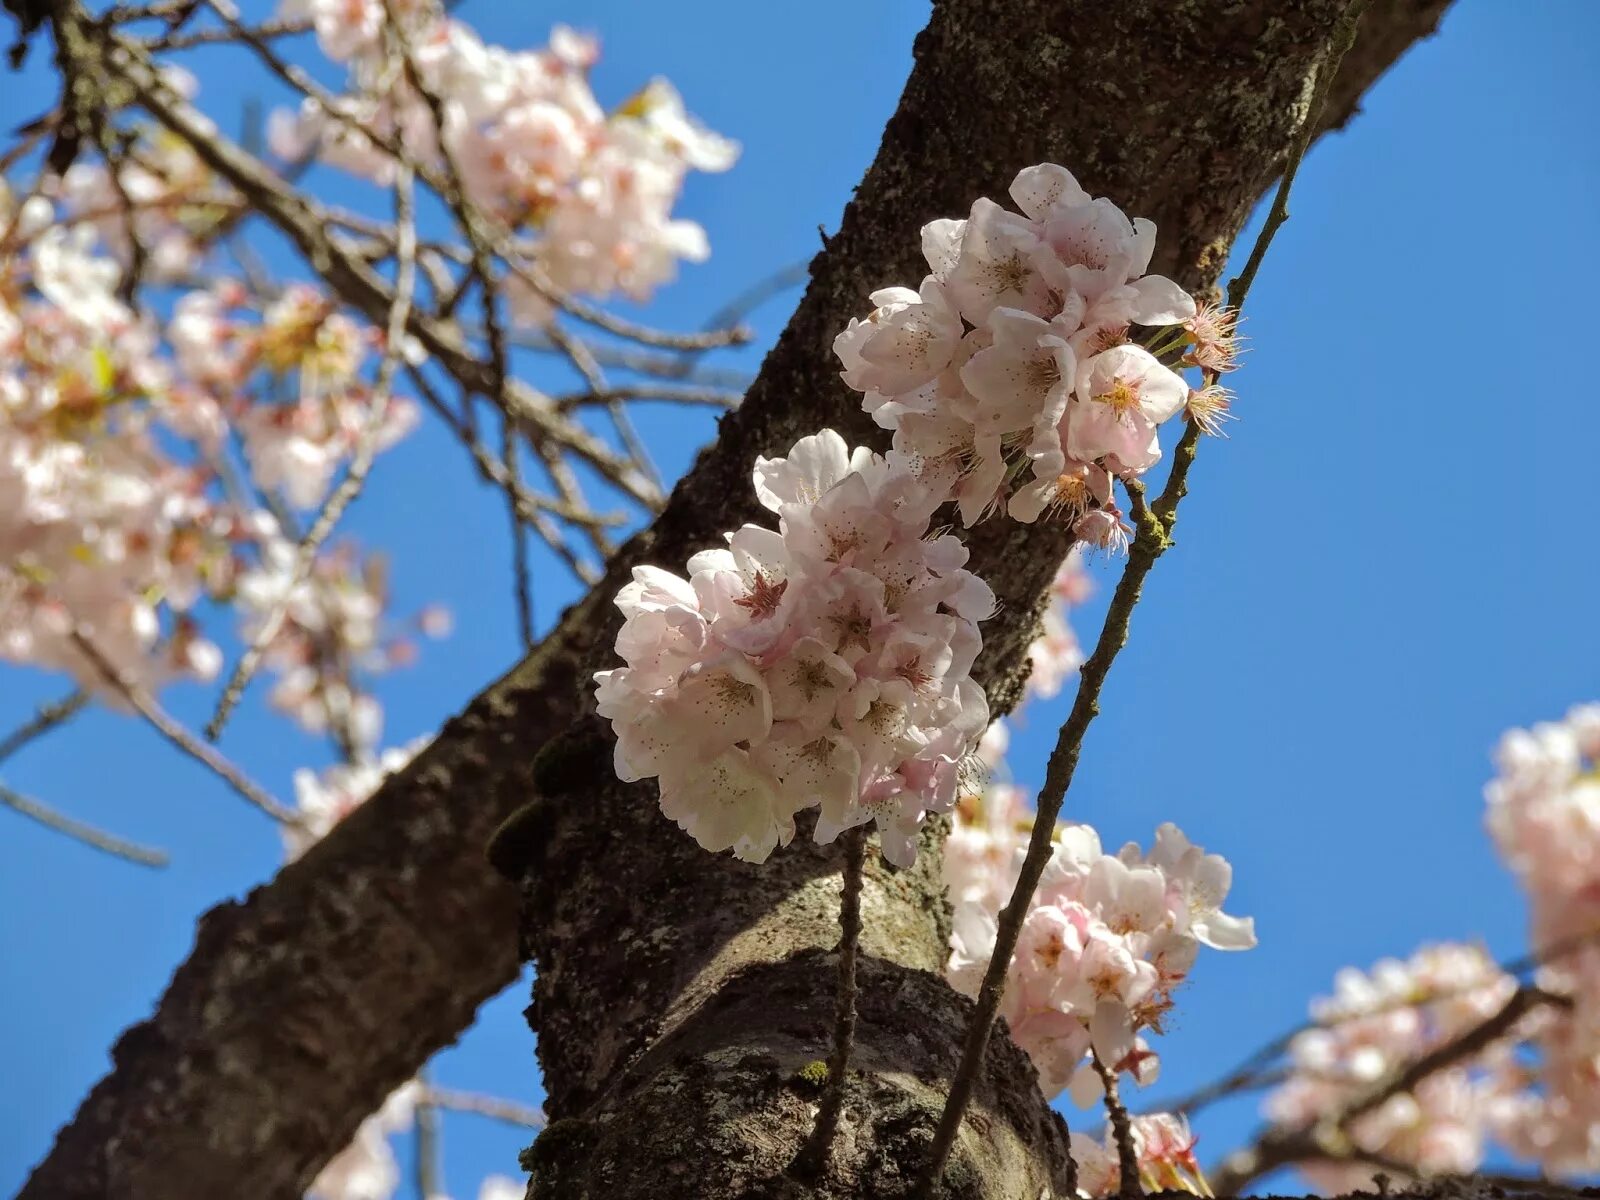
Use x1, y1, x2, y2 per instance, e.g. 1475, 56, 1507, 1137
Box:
234, 530, 447, 755
1263, 705, 1600, 1187
170, 282, 420, 510
1072, 1112, 1210, 1198
834, 163, 1239, 546
270, 6, 737, 318
1, 176, 439, 744
595, 430, 994, 865
1483, 703, 1600, 1175
2, 187, 234, 691
1266, 943, 1522, 1192
946, 793, 1255, 1104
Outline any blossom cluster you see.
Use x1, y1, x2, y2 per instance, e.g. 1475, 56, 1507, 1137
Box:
3, 186, 233, 691
1265, 942, 1522, 1192
1483, 703, 1600, 1175
270, 5, 737, 319
237, 536, 446, 754
1263, 705, 1600, 1187
169, 282, 420, 510
595, 430, 994, 865
1072, 1112, 1211, 1198
946, 789, 1255, 1103
834, 164, 1239, 545
1, 177, 437, 750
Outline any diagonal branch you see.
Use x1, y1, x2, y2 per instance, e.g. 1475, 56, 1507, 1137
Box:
0, 688, 89, 768
0, 782, 169, 867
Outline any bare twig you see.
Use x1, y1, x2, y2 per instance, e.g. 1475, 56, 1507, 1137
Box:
915, 7, 1369, 1192
68, 628, 300, 826
0, 782, 168, 867
552, 384, 745, 414
0, 689, 89, 768
421, 1086, 545, 1129
789, 826, 866, 1181
1154, 925, 1600, 1119
144, 16, 308, 51
503, 413, 536, 648
414, 1069, 442, 1200
205, 157, 418, 742
407, 368, 601, 585
1094, 1055, 1143, 1200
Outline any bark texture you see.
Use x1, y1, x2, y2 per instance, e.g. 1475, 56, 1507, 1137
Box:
22, 1, 1451, 1197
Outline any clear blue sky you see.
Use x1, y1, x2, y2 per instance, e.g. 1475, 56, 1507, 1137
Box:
2, 2, 1597, 1195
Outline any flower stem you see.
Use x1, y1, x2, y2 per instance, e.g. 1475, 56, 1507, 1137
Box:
790, 825, 866, 1181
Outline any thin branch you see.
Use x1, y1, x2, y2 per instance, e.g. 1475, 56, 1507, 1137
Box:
506, 328, 754, 388
1341, 985, 1563, 1127
0, 782, 168, 867
1094, 1055, 1143, 1200
407, 367, 602, 585
413, 1069, 442, 1200
420, 1086, 545, 1130
0, 689, 89, 768
552, 384, 745, 414
206, 157, 418, 742
143, 16, 308, 50
1209, 983, 1567, 1195
1153, 925, 1600, 1120
68, 628, 300, 827
915, 6, 1368, 1192
505, 259, 752, 352
382, 4, 623, 571
789, 825, 866, 1182
503, 412, 536, 649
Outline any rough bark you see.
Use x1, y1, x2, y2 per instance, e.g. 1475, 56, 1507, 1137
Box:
21, 1, 1451, 1197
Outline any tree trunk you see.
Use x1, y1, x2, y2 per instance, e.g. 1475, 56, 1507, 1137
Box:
21, 1, 1451, 1197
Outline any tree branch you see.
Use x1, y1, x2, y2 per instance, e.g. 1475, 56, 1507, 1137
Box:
0, 782, 169, 867
1210, 984, 1568, 1195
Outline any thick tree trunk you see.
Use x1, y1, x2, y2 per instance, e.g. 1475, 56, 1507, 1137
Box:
21, 1, 1451, 1197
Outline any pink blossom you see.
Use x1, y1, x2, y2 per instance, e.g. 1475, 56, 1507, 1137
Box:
835, 163, 1207, 540
597, 431, 992, 865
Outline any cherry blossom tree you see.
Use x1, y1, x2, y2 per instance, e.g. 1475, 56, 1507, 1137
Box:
6, 1, 1595, 1198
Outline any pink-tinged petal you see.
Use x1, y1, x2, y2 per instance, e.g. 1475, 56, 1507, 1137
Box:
921, 217, 966, 277
1009, 163, 1089, 220
1126, 274, 1196, 326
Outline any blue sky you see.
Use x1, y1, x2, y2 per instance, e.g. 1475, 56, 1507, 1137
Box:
2, 2, 1597, 1195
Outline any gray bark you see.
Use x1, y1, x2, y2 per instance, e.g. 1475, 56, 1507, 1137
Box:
20, 1, 1452, 1197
